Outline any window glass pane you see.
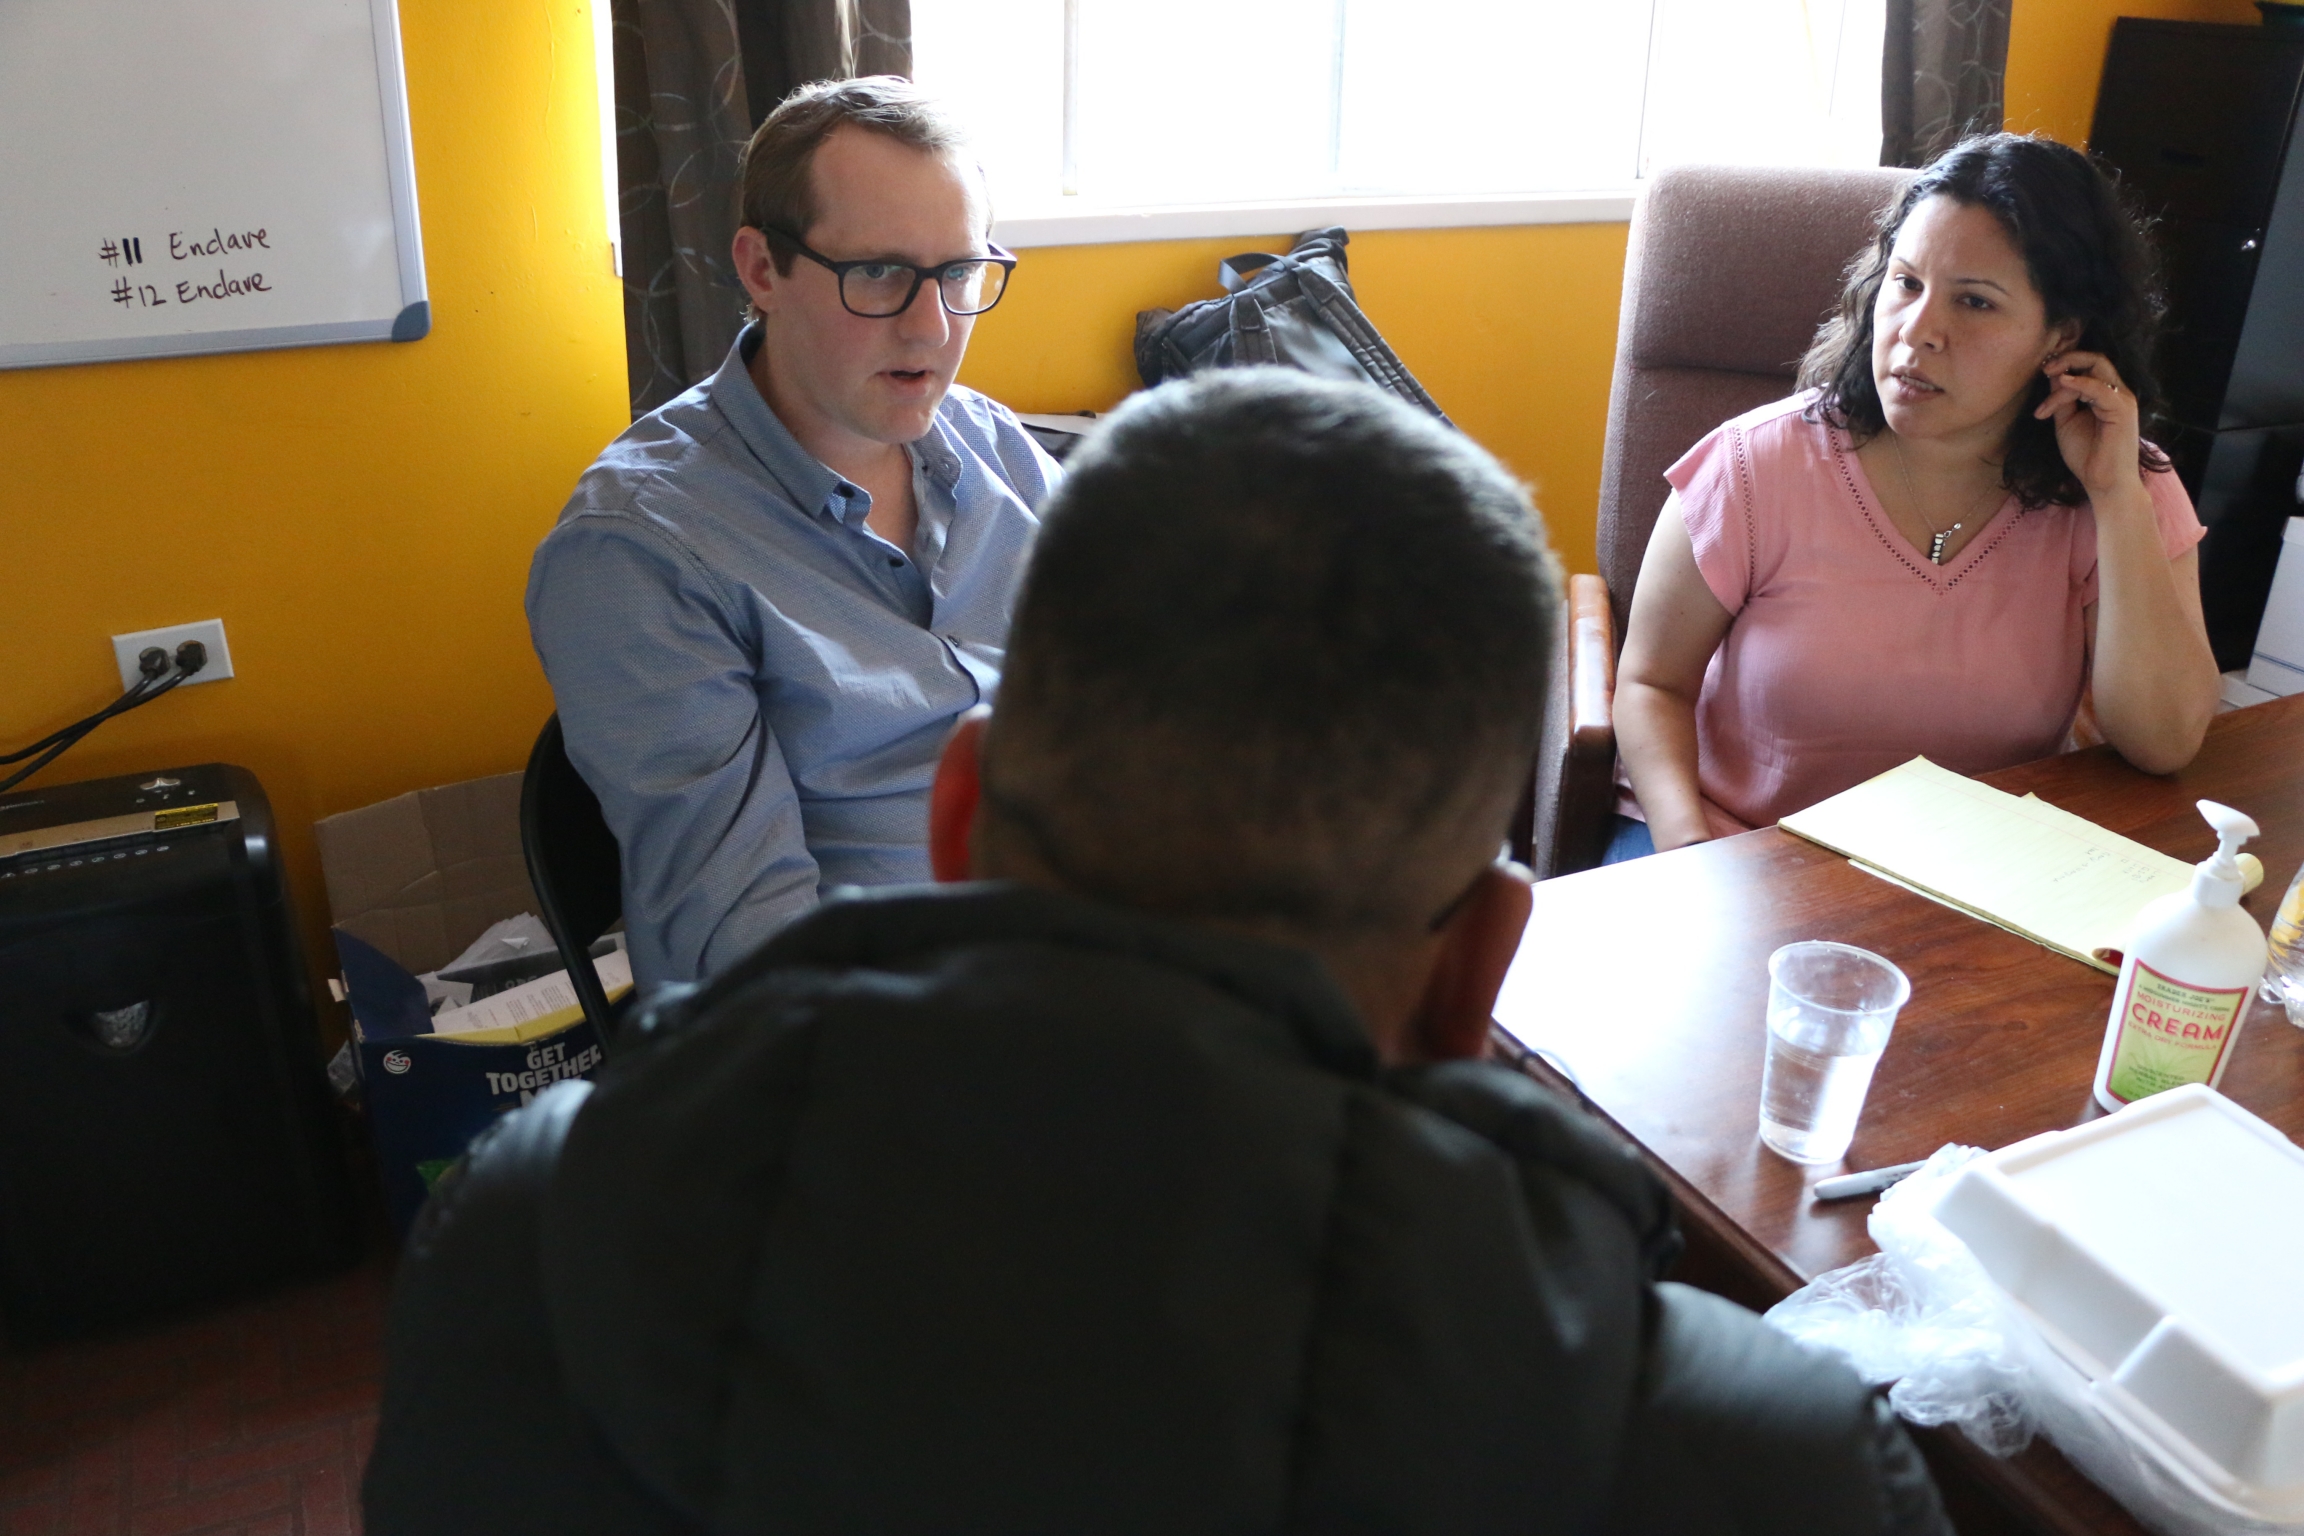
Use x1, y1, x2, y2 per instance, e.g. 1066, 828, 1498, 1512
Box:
1073, 0, 1336, 204
911, 0, 1067, 216
912, 0, 1886, 209
1641, 0, 1885, 174
1338, 0, 1651, 192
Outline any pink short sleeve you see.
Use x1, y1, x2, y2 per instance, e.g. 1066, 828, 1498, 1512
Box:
2144, 460, 2206, 561
1666, 424, 1752, 616
2072, 460, 2208, 605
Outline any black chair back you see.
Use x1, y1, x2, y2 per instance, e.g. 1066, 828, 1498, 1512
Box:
519, 714, 624, 1045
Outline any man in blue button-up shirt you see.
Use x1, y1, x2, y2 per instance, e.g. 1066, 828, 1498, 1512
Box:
527, 78, 1058, 988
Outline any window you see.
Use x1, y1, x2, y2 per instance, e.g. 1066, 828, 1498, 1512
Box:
913, 0, 1885, 222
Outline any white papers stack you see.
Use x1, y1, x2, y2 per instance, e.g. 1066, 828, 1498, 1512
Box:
431, 946, 632, 1036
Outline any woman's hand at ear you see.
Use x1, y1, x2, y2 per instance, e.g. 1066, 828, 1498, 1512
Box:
2037, 350, 2143, 505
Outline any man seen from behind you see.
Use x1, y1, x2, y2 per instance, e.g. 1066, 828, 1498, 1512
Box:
378, 371, 1950, 1535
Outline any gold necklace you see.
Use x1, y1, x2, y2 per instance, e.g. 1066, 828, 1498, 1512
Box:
1891, 434, 2007, 565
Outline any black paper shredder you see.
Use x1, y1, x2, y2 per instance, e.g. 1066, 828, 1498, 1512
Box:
0, 763, 357, 1339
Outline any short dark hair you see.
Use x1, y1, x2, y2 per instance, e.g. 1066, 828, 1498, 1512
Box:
1798, 132, 2170, 507
983, 371, 1561, 935
738, 76, 976, 278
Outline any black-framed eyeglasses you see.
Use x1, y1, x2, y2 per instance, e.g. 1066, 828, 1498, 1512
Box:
767, 228, 1017, 318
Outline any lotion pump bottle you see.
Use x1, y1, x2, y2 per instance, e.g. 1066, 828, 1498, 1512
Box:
2093, 800, 2269, 1112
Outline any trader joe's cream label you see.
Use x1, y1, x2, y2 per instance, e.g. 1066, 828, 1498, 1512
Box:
2104, 960, 2249, 1104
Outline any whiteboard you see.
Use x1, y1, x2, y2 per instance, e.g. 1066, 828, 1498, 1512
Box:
0, 0, 427, 370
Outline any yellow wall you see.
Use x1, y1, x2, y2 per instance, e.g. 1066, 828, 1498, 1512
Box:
0, 1, 628, 1011
959, 222, 1633, 579
0, 0, 2264, 1002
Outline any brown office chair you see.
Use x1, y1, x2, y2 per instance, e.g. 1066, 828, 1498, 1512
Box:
1529, 164, 1914, 879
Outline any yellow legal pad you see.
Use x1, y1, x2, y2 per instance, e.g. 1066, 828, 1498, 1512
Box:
1777, 757, 2193, 974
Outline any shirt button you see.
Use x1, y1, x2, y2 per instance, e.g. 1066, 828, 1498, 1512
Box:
888, 557, 903, 568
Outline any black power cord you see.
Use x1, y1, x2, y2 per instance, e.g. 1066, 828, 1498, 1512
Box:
0, 640, 210, 797
0, 648, 166, 764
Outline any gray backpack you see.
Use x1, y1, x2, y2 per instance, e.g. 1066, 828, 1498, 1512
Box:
1133, 227, 1449, 423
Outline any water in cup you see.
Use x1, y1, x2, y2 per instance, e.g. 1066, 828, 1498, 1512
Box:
1760, 1005, 1895, 1162
1757, 941, 1910, 1165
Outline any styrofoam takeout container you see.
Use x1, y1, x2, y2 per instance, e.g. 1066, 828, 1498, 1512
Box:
1935, 1084, 2304, 1522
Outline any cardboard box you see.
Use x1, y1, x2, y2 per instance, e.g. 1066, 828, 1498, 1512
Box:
314, 772, 608, 1234
2221, 671, 2281, 712
2245, 517, 2304, 699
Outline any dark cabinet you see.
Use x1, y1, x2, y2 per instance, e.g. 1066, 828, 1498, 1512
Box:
2091, 19, 2304, 668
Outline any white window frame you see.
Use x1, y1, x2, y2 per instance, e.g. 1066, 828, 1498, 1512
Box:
994, 189, 1639, 250
994, 0, 1641, 250
952, 0, 1879, 249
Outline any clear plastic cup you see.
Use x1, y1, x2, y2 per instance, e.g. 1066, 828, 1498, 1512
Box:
1758, 941, 1912, 1165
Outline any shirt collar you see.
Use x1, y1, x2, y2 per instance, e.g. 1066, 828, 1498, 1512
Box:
711, 324, 961, 529
911, 422, 963, 493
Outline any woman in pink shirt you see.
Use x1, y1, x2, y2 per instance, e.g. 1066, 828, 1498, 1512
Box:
1614, 134, 2219, 856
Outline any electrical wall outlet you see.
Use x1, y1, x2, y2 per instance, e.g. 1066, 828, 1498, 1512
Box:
111, 619, 234, 691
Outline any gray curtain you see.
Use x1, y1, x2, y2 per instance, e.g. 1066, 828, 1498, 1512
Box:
1881, 0, 2011, 169
614, 0, 912, 418
740, 0, 910, 123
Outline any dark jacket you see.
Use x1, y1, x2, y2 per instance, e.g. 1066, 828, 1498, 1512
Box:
365, 885, 1947, 1535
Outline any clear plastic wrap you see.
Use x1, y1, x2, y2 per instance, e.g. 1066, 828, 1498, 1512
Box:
1765, 1145, 2304, 1536
1764, 1146, 2034, 1454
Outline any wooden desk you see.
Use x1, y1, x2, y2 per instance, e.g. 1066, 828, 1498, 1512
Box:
1493, 693, 2304, 1535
